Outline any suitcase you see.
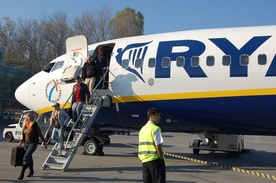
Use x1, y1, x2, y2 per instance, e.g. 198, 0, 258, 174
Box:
10, 146, 25, 167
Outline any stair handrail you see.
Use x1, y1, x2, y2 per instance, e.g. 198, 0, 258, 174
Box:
64, 98, 103, 149
62, 68, 109, 147
93, 67, 109, 90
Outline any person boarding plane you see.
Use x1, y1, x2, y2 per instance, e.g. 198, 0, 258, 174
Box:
15, 25, 276, 171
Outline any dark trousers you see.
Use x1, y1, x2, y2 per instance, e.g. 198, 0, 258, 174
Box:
23, 141, 37, 166
142, 158, 166, 183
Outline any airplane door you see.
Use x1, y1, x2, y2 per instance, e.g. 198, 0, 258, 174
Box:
65, 35, 87, 67
61, 35, 88, 81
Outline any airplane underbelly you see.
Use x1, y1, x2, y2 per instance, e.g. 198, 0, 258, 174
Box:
99, 95, 276, 136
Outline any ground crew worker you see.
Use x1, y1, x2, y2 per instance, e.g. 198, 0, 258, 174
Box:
138, 108, 166, 183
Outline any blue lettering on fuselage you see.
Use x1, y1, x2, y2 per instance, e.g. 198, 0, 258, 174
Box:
210, 36, 271, 77
116, 36, 273, 81
266, 54, 276, 76
156, 40, 207, 78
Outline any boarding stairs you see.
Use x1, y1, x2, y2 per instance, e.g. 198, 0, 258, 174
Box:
42, 98, 104, 171
42, 68, 111, 171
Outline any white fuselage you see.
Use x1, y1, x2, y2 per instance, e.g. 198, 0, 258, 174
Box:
15, 26, 276, 135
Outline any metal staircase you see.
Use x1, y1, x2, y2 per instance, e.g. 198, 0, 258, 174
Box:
42, 99, 103, 171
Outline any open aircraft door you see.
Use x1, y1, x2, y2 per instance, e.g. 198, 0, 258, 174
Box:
61, 35, 88, 81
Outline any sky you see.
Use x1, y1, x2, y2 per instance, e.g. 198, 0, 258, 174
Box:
0, 0, 276, 35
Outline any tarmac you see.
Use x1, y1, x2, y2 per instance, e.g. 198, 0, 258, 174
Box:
0, 119, 276, 183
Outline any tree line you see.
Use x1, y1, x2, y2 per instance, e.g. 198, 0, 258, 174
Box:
0, 6, 144, 74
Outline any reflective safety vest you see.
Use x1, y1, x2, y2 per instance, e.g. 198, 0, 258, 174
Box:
138, 122, 160, 163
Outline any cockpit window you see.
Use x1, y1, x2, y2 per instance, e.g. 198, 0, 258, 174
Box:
43, 61, 64, 73
51, 61, 64, 72
43, 63, 55, 73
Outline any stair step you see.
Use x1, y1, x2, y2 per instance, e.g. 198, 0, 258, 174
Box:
43, 163, 65, 170
47, 156, 68, 163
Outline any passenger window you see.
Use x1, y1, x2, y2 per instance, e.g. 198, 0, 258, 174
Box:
258, 54, 267, 65
162, 57, 170, 68
206, 56, 215, 66
121, 59, 129, 69
240, 54, 249, 66
191, 56, 199, 67
222, 55, 231, 66
176, 56, 185, 67
51, 61, 64, 72
135, 58, 143, 68
148, 58, 156, 68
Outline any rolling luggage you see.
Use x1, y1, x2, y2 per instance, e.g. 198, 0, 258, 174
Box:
10, 146, 25, 167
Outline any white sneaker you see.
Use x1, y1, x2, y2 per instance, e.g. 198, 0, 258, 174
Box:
57, 153, 64, 157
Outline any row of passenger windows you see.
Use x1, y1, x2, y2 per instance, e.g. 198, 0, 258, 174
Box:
121, 54, 268, 69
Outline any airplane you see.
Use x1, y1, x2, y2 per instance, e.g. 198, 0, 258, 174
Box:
15, 25, 276, 156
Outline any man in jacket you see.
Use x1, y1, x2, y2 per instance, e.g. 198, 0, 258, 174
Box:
82, 55, 101, 95
138, 108, 166, 183
71, 76, 90, 124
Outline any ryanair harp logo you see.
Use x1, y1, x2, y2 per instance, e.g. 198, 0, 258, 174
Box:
115, 41, 152, 83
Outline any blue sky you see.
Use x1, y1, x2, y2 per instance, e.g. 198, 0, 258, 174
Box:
0, 0, 276, 35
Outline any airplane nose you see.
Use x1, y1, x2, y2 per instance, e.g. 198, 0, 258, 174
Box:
15, 82, 30, 108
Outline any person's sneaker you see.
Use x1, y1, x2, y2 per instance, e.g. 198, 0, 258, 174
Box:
57, 153, 64, 157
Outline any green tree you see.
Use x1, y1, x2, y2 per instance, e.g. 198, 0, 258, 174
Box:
109, 7, 144, 39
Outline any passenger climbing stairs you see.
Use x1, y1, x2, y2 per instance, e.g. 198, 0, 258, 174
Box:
42, 99, 103, 171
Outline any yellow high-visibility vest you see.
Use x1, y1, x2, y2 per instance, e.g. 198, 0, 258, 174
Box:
138, 122, 160, 163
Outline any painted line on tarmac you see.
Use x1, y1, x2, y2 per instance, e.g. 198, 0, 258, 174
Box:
165, 152, 276, 181
121, 142, 276, 181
